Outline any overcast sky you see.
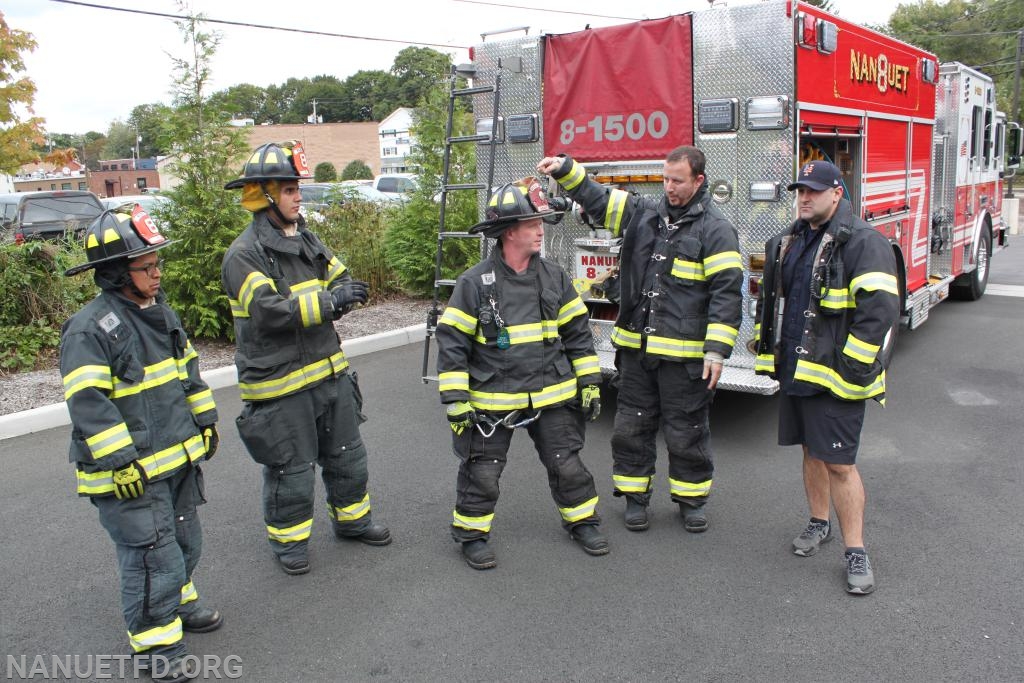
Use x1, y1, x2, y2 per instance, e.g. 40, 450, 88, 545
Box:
6, 0, 902, 135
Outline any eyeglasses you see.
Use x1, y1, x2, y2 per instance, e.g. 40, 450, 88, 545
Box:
127, 258, 164, 278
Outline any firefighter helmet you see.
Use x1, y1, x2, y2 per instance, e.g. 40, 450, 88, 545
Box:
65, 205, 173, 276
469, 176, 562, 238
224, 141, 313, 189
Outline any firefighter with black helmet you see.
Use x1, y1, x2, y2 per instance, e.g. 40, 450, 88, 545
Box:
61, 206, 222, 683
221, 141, 391, 576
538, 147, 744, 535
436, 177, 608, 570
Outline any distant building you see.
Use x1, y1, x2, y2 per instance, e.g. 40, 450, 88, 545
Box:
13, 160, 89, 193
245, 122, 381, 178
378, 108, 414, 174
89, 158, 160, 198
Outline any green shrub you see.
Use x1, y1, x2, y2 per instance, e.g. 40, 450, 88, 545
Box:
341, 160, 373, 181
314, 161, 338, 181
0, 241, 95, 373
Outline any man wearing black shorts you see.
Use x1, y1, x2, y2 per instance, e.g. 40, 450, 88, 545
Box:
754, 161, 899, 595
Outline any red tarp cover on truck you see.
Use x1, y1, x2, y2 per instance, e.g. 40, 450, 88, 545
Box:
542, 15, 694, 160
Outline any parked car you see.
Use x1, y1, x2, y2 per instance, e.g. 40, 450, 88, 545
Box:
372, 173, 418, 200
100, 193, 170, 215
299, 183, 395, 212
0, 191, 105, 245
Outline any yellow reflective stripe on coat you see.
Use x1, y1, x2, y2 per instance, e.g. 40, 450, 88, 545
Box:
704, 250, 742, 277
705, 323, 738, 349
611, 326, 642, 349
670, 478, 712, 498
76, 434, 208, 493
842, 333, 881, 364
438, 306, 477, 336
290, 278, 321, 298
180, 581, 198, 606
473, 321, 558, 346
557, 160, 587, 191
331, 493, 371, 522
325, 257, 346, 286
571, 354, 600, 377
671, 258, 705, 281
238, 271, 277, 315
128, 616, 182, 653
238, 351, 348, 401
267, 518, 312, 544
850, 271, 899, 297
819, 287, 854, 310
529, 377, 578, 408
63, 364, 113, 400
613, 474, 651, 494
606, 188, 629, 237
452, 509, 494, 532
186, 388, 216, 416
438, 371, 469, 393
645, 335, 704, 359
794, 359, 885, 400
755, 353, 776, 373
559, 495, 598, 523
110, 358, 180, 398
468, 390, 530, 412
86, 422, 133, 460
229, 299, 249, 318
558, 297, 587, 326
296, 291, 323, 327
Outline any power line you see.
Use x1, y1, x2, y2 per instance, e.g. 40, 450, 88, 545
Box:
452, 0, 637, 21
49, 0, 472, 50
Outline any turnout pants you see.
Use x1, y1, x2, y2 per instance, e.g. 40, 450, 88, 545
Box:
450, 404, 600, 542
235, 372, 375, 563
92, 464, 206, 660
611, 349, 715, 508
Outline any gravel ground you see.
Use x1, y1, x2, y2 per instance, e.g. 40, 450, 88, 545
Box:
0, 296, 434, 417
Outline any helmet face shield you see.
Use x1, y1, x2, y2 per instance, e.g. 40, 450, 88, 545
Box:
225, 141, 313, 189
65, 205, 173, 276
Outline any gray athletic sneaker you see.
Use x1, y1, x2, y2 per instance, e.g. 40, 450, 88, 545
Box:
845, 550, 876, 595
792, 519, 833, 557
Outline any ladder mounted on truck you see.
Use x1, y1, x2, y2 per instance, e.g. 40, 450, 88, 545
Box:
420, 61, 504, 382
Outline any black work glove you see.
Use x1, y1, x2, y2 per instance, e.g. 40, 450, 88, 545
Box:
112, 461, 147, 500
330, 280, 369, 318
202, 425, 219, 461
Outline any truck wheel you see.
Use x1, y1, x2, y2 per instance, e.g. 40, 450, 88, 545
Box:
951, 230, 990, 301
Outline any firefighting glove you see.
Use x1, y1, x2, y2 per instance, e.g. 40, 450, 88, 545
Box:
112, 461, 147, 500
580, 385, 601, 422
330, 280, 369, 318
446, 401, 478, 436
202, 425, 219, 461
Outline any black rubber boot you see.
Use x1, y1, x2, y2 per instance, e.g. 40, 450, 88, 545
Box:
461, 539, 497, 570
277, 555, 310, 575
570, 524, 610, 555
336, 522, 392, 546
624, 497, 649, 531
679, 503, 708, 533
181, 607, 224, 633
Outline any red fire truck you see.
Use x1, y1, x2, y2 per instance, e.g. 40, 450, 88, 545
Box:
460, 0, 1022, 393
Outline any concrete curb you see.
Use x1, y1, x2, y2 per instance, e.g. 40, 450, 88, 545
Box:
0, 323, 426, 441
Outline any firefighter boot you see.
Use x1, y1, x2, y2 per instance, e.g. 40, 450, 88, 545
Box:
461, 539, 497, 570
570, 523, 610, 556
335, 522, 393, 546
679, 503, 708, 533
181, 607, 224, 634
277, 554, 310, 576
624, 497, 649, 531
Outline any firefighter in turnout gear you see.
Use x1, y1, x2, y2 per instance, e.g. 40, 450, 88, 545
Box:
436, 178, 608, 569
221, 142, 391, 576
754, 161, 900, 595
538, 147, 743, 533
60, 207, 223, 683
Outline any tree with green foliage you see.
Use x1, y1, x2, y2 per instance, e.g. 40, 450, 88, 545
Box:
338, 70, 398, 122
102, 120, 139, 160
129, 103, 175, 157
383, 80, 479, 296
314, 161, 338, 181
287, 75, 348, 123
0, 12, 44, 174
391, 47, 453, 107
157, 8, 250, 340
207, 83, 267, 123
341, 160, 373, 180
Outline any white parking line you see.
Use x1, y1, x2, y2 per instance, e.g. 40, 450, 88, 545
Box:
987, 284, 1024, 298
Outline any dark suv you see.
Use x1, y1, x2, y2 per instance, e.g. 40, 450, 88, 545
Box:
0, 191, 105, 245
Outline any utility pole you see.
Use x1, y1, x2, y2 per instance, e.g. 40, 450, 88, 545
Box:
311, 99, 319, 125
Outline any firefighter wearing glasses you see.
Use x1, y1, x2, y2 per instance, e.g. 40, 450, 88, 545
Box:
436, 178, 607, 570
538, 147, 743, 534
221, 141, 390, 577
61, 207, 222, 683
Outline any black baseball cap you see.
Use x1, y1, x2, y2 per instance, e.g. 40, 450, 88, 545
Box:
787, 161, 842, 191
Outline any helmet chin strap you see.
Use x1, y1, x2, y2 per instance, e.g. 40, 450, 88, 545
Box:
261, 182, 294, 229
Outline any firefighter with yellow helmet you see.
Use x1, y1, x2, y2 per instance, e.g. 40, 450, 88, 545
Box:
60, 206, 222, 682
436, 178, 608, 569
221, 141, 391, 576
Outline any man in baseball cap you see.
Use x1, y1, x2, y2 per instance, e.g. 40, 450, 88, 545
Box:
787, 160, 843, 192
